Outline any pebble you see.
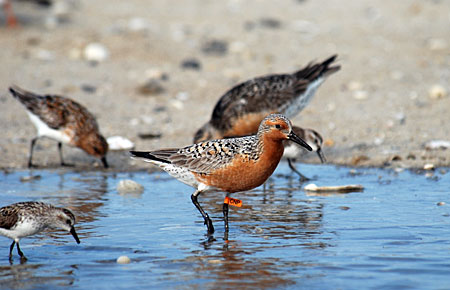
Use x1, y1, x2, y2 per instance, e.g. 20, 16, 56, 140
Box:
353, 90, 369, 100
181, 58, 201, 70
144, 68, 168, 80
117, 179, 144, 195
170, 99, 184, 110
83, 43, 109, 62
394, 112, 406, 124
81, 84, 97, 94
138, 132, 162, 139
428, 85, 447, 99
116, 256, 131, 264
259, 18, 282, 29
423, 163, 435, 170
437, 202, 446, 206
373, 137, 384, 146
255, 227, 264, 234
390, 155, 402, 161
137, 79, 165, 95
128, 17, 150, 32
424, 140, 450, 150
201, 40, 228, 56
208, 259, 222, 264
107, 136, 135, 150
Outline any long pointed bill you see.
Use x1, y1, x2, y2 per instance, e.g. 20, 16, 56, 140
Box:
70, 226, 81, 244
317, 148, 327, 163
288, 131, 312, 151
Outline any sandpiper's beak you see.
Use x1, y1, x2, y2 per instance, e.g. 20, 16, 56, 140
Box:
70, 226, 81, 244
317, 148, 327, 163
288, 131, 312, 151
101, 157, 109, 168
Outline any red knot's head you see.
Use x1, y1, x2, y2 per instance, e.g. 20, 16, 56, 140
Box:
258, 114, 312, 152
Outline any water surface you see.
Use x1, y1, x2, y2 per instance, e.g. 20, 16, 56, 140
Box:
0, 164, 449, 289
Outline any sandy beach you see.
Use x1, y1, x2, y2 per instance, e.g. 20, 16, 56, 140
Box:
0, 0, 448, 170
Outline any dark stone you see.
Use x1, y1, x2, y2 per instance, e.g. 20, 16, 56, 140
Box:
81, 84, 97, 94
201, 40, 228, 56
259, 18, 282, 29
181, 58, 202, 70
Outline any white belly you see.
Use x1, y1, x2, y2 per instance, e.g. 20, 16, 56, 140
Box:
27, 112, 72, 144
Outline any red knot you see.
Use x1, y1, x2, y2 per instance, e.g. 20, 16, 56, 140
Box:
131, 114, 312, 234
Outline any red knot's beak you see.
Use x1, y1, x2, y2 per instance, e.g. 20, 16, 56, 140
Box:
288, 131, 312, 151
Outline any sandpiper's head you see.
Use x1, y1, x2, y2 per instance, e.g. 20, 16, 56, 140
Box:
258, 114, 312, 151
80, 132, 109, 168
291, 127, 326, 163
54, 207, 80, 244
193, 122, 220, 143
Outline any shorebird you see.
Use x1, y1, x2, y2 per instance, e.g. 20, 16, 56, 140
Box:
0, 201, 80, 261
131, 114, 312, 234
283, 126, 326, 181
10, 85, 109, 168
193, 54, 340, 143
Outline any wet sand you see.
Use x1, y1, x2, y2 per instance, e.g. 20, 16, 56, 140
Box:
0, 0, 449, 170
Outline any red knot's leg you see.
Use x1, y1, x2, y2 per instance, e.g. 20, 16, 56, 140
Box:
191, 190, 215, 234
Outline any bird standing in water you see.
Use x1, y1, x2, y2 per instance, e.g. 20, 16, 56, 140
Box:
131, 114, 312, 234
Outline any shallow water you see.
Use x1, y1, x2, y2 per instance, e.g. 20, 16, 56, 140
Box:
0, 164, 449, 289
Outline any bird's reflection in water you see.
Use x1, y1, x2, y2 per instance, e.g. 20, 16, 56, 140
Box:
167, 184, 329, 289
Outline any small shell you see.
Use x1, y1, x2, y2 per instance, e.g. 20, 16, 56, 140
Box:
423, 163, 435, 171
304, 183, 364, 193
84, 43, 109, 62
428, 85, 447, 99
117, 179, 144, 195
117, 256, 131, 264
107, 136, 135, 151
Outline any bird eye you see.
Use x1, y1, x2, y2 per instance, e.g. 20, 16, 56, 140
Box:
66, 219, 72, 225
275, 124, 281, 129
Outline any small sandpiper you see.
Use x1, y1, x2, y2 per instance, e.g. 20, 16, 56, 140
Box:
131, 114, 312, 234
283, 126, 326, 181
0, 201, 80, 261
194, 55, 340, 143
10, 85, 109, 168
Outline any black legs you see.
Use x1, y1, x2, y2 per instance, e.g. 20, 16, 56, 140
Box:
28, 137, 38, 168
191, 191, 215, 234
9, 241, 27, 262
287, 158, 311, 182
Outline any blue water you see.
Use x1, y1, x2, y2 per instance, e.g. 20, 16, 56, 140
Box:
0, 164, 449, 289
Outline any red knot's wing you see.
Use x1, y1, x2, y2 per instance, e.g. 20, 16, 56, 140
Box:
169, 137, 256, 174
